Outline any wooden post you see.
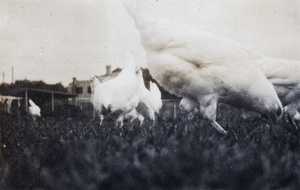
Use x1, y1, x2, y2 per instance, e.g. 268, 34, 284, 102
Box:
17, 99, 21, 118
25, 90, 28, 113
51, 92, 54, 112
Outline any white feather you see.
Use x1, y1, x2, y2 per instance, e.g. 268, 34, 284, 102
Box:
238, 57, 300, 122
91, 62, 139, 127
89, 75, 100, 104
129, 68, 162, 125
149, 81, 162, 112
238, 52, 300, 122
124, 0, 282, 134
253, 57, 300, 106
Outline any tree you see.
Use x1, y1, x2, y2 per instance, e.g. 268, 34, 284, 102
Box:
0, 80, 68, 96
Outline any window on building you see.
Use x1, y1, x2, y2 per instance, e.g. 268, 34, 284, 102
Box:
75, 87, 83, 94
88, 87, 92, 94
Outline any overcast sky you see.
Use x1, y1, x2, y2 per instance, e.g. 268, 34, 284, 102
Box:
0, 0, 299, 86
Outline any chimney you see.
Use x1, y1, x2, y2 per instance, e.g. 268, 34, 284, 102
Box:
106, 65, 112, 75
72, 77, 77, 94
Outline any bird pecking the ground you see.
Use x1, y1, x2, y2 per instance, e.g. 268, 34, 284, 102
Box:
123, 0, 283, 135
127, 68, 162, 126
90, 60, 139, 127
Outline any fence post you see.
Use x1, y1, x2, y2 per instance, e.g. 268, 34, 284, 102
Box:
25, 90, 28, 113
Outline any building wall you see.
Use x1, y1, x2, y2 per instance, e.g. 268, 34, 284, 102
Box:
0, 95, 22, 114
67, 66, 121, 103
68, 80, 91, 99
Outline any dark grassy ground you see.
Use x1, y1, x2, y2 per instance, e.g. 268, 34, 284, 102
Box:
0, 107, 300, 190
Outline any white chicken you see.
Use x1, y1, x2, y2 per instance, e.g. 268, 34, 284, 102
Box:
239, 56, 300, 123
90, 62, 139, 127
89, 75, 104, 124
149, 81, 162, 114
28, 99, 41, 122
127, 68, 162, 126
89, 76, 97, 104
175, 45, 300, 126
253, 58, 300, 107
123, 0, 283, 135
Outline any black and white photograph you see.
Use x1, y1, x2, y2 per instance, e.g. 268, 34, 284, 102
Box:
1, 0, 300, 189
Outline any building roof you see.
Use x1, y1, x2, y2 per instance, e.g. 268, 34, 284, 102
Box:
9, 88, 77, 99
0, 95, 23, 101
68, 68, 122, 88
97, 68, 122, 82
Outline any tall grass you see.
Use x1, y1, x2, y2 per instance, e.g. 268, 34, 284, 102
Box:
0, 109, 299, 190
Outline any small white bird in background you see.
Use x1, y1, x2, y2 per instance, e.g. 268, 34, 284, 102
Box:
123, 0, 282, 135
127, 68, 162, 126
90, 60, 139, 127
29, 99, 41, 122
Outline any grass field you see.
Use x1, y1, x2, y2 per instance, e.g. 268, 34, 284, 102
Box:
1, 107, 300, 190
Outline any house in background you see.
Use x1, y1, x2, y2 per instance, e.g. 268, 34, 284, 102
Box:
67, 66, 122, 117
68, 66, 121, 103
